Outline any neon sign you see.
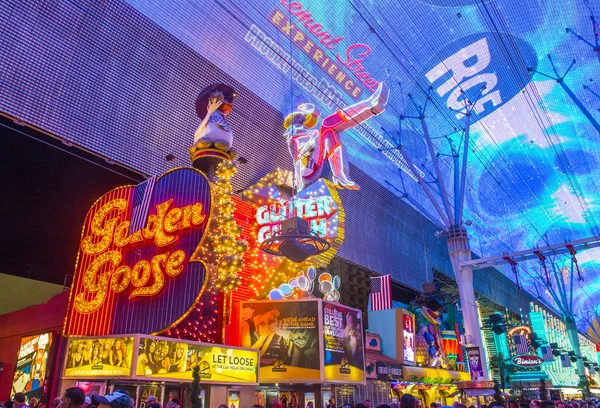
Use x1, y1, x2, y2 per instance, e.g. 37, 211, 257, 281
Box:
65, 168, 213, 336
254, 177, 341, 245
403, 313, 415, 365
512, 355, 543, 367
76, 198, 207, 313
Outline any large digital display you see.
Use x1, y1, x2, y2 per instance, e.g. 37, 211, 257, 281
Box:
118, 0, 600, 332
2, 0, 600, 332
11, 333, 53, 399
241, 300, 321, 382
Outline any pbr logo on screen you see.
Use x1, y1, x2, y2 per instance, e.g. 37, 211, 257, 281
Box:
65, 168, 212, 336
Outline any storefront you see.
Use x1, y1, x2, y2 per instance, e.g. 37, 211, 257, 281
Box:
236, 299, 366, 408
57, 335, 259, 408
364, 310, 471, 407
399, 366, 470, 406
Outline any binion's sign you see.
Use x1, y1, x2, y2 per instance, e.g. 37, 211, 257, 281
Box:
65, 168, 212, 336
255, 179, 340, 244
512, 355, 543, 367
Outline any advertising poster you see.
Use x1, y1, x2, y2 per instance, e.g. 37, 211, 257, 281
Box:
466, 346, 484, 380
403, 313, 415, 365
136, 337, 258, 384
241, 300, 321, 382
228, 390, 240, 408
254, 391, 265, 407
11, 333, 53, 399
64, 337, 134, 377
322, 301, 365, 382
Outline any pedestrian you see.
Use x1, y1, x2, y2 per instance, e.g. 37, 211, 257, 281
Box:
92, 391, 133, 408
146, 396, 160, 408
38, 399, 49, 408
14, 394, 27, 408
326, 400, 335, 408
400, 395, 416, 408
365, 401, 371, 408
29, 398, 38, 408
431, 403, 438, 408
60, 387, 86, 408
6, 400, 15, 408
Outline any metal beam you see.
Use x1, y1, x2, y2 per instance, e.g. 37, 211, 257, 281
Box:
462, 235, 600, 269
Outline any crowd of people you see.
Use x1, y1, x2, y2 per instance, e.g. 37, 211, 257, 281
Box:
0, 388, 182, 408
314, 395, 600, 408
369, 395, 600, 408
2, 390, 600, 408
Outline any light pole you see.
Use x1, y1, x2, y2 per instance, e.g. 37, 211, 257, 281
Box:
534, 258, 590, 398
382, 85, 490, 379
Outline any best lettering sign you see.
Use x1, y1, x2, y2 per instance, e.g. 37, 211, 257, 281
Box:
512, 355, 544, 367
65, 168, 212, 336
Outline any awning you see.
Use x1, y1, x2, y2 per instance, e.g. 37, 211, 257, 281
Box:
402, 366, 470, 385
365, 351, 403, 381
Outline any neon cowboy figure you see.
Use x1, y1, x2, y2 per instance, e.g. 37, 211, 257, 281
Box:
283, 82, 389, 191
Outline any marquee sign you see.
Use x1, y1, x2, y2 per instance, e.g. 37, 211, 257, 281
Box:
65, 168, 212, 336
512, 355, 543, 367
255, 178, 341, 245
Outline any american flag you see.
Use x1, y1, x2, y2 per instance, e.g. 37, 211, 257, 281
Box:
128, 175, 157, 234
540, 345, 554, 362
513, 334, 529, 355
370, 274, 392, 311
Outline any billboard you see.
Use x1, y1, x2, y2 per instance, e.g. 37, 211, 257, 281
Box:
64, 167, 213, 336
64, 337, 134, 377
241, 300, 321, 382
322, 301, 365, 383
11, 333, 53, 399
135, 336, 258, 384
403, 312, 416, 365
466, 346, 484, 380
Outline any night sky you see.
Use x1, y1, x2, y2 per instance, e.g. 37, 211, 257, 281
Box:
0, 118, 143, 285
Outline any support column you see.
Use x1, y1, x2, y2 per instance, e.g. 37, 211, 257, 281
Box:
447, 227, 489, 380
566, 316, 589, 397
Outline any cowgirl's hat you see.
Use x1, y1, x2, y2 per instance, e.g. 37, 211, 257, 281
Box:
195, 83, 237, 119
284, 103, 320, 130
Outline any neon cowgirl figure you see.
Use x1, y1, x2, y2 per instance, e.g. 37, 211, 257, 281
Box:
283, 82, 389, 191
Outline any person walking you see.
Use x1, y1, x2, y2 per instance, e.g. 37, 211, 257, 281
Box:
14, 394, 28, 408
59, 387, 86, 408
92, 390, 133, 408
400, 395, 416, 408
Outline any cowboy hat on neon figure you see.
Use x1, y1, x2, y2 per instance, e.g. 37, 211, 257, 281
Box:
283, 82, 389, 191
